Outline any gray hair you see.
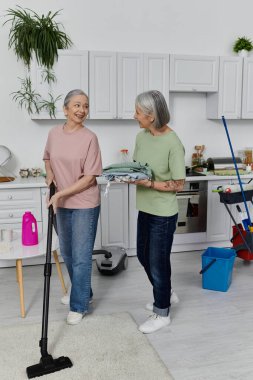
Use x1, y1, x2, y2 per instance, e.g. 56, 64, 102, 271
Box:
63, 89, 89, 107
135, 90, 170, 129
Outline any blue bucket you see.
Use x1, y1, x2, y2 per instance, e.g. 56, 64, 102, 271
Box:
201, 247, 236, 292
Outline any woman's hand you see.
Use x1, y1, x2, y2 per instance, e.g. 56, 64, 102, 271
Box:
48, 192, 61, 213
45, 172, 56, 187
134, 179, 151, 188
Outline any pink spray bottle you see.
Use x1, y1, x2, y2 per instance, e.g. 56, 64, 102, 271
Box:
22, 211, 38, 246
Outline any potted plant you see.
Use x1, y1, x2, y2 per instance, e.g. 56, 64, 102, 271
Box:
4, 6, 72, 69
233, 36, 253, 57
4, 6, 72, 117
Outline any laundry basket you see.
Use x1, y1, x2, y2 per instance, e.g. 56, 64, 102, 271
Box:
201, 247, 236, 292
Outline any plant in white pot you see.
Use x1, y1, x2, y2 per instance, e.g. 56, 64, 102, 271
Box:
233, 36, 253, 58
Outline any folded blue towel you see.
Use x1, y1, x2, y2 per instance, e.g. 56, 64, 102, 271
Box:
102, 161, 152, 181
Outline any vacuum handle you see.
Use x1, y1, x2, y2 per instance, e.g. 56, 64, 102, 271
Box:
49, 182, 56, 199
199, 258, 216, 274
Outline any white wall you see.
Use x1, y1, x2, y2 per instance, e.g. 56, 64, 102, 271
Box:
1, 0, 253, 174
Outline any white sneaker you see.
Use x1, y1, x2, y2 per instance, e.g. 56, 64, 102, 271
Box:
138, 313, 171, 334
67, 311, 84, 325
145, 290, 179, 311
171, 290, 179, 304
61, 293, 93, 306
61, 293, 70, 305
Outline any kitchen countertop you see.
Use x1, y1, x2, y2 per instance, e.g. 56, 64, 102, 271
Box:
1, 173, 253, 189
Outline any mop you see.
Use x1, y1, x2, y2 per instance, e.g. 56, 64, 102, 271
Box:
26, 183, 72, 378
221, 116, 252, 231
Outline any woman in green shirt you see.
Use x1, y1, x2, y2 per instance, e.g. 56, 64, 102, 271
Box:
133, 90, 185, 334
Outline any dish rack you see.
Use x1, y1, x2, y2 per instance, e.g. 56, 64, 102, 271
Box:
0, 145, 15, 182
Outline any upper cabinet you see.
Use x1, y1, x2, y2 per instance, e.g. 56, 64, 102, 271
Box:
89, 51, 117, 119
206, 57, 243, 119
89, 51, 170, 119
89, 51, 142, 119
117, 52, 143, 119
206, 57, 253, 120
30, 50, 89, 119
242, 58, 253, 119
29, 49, 253, 121
170, 55, 219, 92
143, 53, 170, 105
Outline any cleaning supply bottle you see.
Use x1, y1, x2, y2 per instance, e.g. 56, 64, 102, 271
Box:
22, 211, 38, 246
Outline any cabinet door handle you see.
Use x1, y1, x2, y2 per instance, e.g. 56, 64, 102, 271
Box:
8, 195, 13, 199
9, 213, 14, 217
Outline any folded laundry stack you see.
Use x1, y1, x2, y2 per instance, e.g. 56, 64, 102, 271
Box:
102, 161, 152, 195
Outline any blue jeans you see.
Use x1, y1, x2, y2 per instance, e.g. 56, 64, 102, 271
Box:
137, 211, 178, 317
56, 206, 100, 313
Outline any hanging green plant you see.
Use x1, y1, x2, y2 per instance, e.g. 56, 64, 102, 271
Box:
4, 6, 72, 69
11, 77, 41, 115
40, 68, 57, 85
4, 6, 71, 118
39, 94, 62, 119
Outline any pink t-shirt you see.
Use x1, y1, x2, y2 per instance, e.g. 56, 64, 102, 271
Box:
43, 125, 102, 209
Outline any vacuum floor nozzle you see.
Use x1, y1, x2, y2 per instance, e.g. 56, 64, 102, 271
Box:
26, 355, 73, 378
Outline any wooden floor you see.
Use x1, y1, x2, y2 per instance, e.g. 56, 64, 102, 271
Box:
1, 251, 253, 380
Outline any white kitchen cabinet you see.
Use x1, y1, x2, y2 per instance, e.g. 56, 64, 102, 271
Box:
89, 51, 143, 119
30, 50, 89, 119
206, 180, 231, 242
0, 187, 43, 246
207, 57, 253, 120
0, 188, 42, 224
100, 183, 129, 248
242, 58, 253, 119
143, 53, 170, 105
89, 51, 117, 119
118, 52, 143, 119
206, 57, 243, 119
128, 184, 138, 249
170, 54, 219, 92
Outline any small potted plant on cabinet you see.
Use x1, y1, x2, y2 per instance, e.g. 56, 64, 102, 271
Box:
233, 36, 253, 58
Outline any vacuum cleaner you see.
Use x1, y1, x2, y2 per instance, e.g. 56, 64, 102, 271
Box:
93, 246, 128, 275
26, 183, 72, 378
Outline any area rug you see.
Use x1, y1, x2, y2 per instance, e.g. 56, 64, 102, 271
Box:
0, 312, 173, 380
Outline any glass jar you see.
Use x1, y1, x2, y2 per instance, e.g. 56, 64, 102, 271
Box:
120, 149, 129, 162
244, 148, 253, 165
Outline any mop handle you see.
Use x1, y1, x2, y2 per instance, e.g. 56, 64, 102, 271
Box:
221, 116, 252, 230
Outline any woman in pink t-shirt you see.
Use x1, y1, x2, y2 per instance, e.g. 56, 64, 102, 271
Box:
43, 89, 102, 325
